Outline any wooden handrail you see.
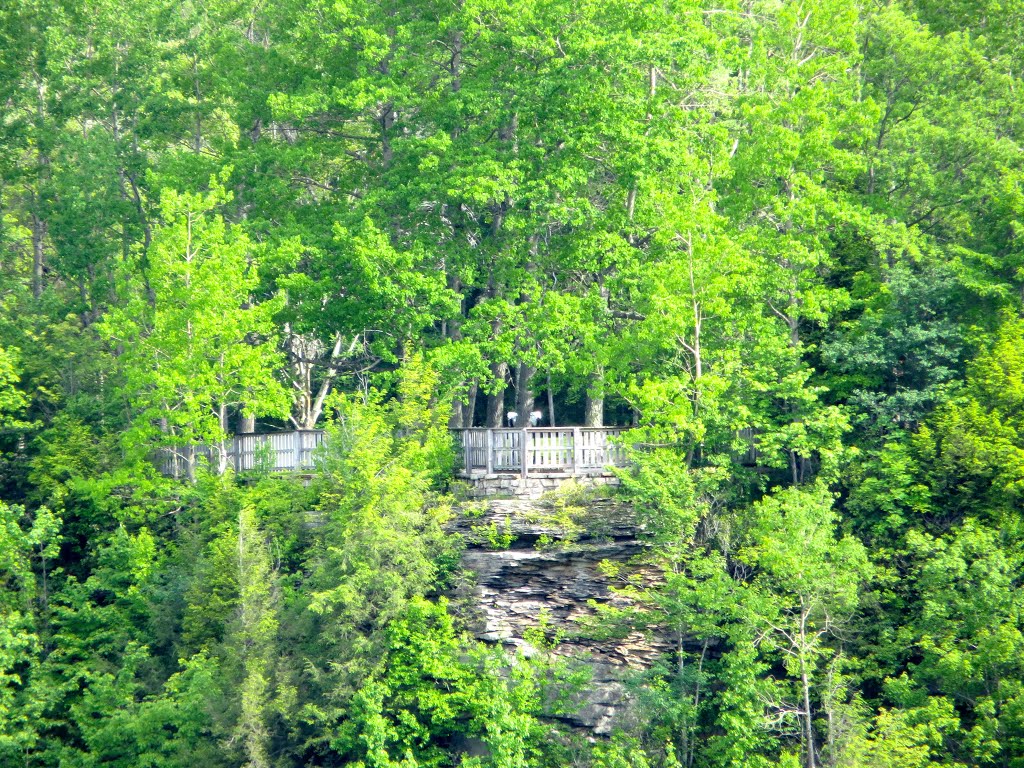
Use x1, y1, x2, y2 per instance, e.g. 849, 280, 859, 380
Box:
452, 427, 626, 434
453, 426, 628, 477
156, 426, 629, 479
155, 429, 327, 478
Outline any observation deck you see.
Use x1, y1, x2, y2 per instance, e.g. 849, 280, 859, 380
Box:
454, 427, 627, 478
454, 427, 628, 498
156, 426, 630, 497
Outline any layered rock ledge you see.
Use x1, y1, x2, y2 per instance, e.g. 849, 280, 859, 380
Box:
449, 491, 670, 733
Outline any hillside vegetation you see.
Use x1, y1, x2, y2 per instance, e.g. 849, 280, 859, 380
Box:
2, 0, 1024, 765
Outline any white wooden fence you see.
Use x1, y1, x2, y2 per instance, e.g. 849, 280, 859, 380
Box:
155, 430, 326, 479
156, 426, 630, 479
455, 427, 628, 477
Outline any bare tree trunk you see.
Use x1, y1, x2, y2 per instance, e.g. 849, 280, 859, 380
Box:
802, 666, 816, 768
111, 86, 133, 268
584, 365, 605, 427
238, 413, 255, 434
485, 306, 507, 427
285, 331, 348, 429
486, 361, 508, 428
799, 609, 817, 768
127, 169, 152, 255
217, 403, 230, 474
306, 333, 346, 428
380, 102, 394, 167
449, 24, 464, 102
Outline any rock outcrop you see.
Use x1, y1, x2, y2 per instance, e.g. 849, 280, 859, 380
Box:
449, 489, 670, 734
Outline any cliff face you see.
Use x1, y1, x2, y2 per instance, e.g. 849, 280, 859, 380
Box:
449, 490, 670, 734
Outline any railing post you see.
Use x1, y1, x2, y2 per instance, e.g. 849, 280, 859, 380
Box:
521, 428, 529, 479
572, 427, 581, 475
485, 429, 494, 475
294, 431, 302, 470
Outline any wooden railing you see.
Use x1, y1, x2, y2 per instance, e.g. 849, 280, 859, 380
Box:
455, 427, 628, 477
155, 430, 326, 478
156, 426, 630, 479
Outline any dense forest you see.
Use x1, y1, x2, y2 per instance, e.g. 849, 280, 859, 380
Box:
2, 0, 1024, 765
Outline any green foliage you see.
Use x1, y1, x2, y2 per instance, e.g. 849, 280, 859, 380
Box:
330, 597, 556, 768
2, 0, 1024, 765
0, 502, 59, 762
100, 176, 290, 466
470, 520, 516, 551
0, 346, 28, 431
307, 378, 457, 635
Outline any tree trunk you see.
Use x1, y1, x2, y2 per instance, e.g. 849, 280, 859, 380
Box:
462, 380, 479, 428
31, 74, 49, 300
449, 400, 466, 429
447, 278, 467, 429
192, 56, 203, 153
546, 373, 556, 428
380, 102, 394, 167
285, 331, 347, 430
799, 611, 817, 768
238, 413, 255, 434
585, 365, 605, 427
306, 333, 346, 428
217, 403, 230, 474
802, 665, 816, 768
450, 28, 463, 96
486, 361, 508, 428
514, 362, 536, 421
31, 210, 45, 299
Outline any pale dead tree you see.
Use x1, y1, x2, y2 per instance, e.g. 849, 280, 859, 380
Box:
758, 682, 806, 739
754, 600, 844, 768
282, 328, 362, 429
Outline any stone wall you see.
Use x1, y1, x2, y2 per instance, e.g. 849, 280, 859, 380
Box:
459, 471, 620, 500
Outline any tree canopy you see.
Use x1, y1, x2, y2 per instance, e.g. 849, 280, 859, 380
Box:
2, 0, 1024, 765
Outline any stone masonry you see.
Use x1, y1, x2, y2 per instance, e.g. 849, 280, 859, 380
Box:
459, 471, 620, 500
